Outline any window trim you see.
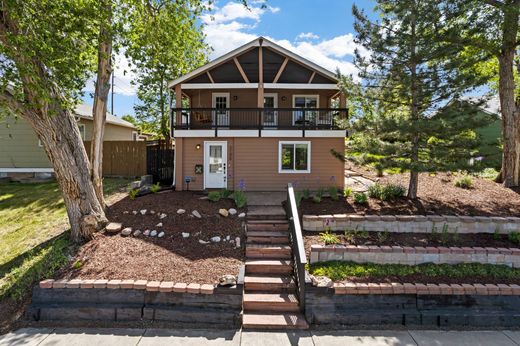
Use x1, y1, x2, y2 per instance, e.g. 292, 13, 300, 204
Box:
278, 140, 311, 174
292, 94, 319, 125
132, 131, 139, 141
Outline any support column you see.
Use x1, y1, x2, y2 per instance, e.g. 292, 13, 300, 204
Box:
174, 137, 184, 190
175, 84, 182, 127
257, 43, 264, 108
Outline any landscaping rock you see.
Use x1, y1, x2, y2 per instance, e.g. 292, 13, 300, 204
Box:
121, 227, 132, 236
199, 239, 210, 244
132, 211, 138, 215
235, 237, 241, 248
182, 232, 190, 238
159, 213, 167, 219
150, 210, 155, 215
143, 230, 150, 236
211, 236, 221, 243
105, 222, 122, 234
123, 211, 129, 214
140, 174, 153, 186
238, 212, 246, 218
133, 230, 141, 237
192, 210, 202, 218
311, 275, 333, 288
140, 209, 147, 215
177, 209, 186, 214
156, 222, 163, 227
199, 196, 209, 200
228, 208, 237, 215
130, 181, 141, 189
150, 230, 157, 237
226, 235, 230, 241
219, 209, 229, 217
158, 231, 165, 238
219, 275, 237, 286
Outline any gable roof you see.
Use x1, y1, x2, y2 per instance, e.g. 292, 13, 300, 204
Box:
459, 95, 500, 116
74, 103, 136, 129
168, 37, 338, 88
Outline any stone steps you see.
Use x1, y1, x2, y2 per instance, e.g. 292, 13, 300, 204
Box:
247, 206, 287, 220
242, 312, 309, 330
244, 275, 296, 292
243, 293, 300, 312
245, 244, 292, 259
245, 259, 294, 275
247, 231, 289, 245
247, 222, 289, 232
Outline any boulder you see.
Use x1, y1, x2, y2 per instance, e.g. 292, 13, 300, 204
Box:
238, 212, 246, 218
211, 236, 221, 243
121, 227, 132, 236
140, 174, 153, 186
219, 275, 237, 287
177, 209, 186, 214
228, 208, 237, 215
105, 222, 122, 234
192, 210, 202, 218
182, 232, 190, 238
158, 231, 165, 238
219, 209, 229, 217
150, 230, 157, 237
311, 275, 333, 288
130, 181, 141, 189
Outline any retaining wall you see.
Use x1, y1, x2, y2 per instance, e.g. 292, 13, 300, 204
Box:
303, 214, 520, 233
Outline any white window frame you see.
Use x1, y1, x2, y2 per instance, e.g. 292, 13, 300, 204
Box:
292, 94, 319, 125
132, 131, 139, 141
263, 92, 278, 127
78, 123, 86, 140
278, 141, 311, 174
211, 92, 230, 127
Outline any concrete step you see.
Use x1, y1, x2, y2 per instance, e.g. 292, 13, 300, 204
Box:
243, 293, 300, 312
247, 206, 286, 220
247, 231, 289, 244
242, 312, 309, 330
246, 244, 292, 259
244, 275, 296, 291
245, 259, 294, 275
247, 223, 289, 232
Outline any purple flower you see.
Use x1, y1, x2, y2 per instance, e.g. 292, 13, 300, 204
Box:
330, 176, 336, 182
238, 179, 246, 191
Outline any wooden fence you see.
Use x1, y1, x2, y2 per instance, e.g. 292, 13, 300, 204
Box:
84, 141, 147, 177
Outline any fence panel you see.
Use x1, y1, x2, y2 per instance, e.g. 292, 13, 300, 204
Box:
84, 141, 147, 177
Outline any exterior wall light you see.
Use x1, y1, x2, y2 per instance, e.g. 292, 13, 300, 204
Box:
196, 144, 201, 150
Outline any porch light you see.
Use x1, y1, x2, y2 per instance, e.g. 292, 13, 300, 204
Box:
196, 144, 201, 150
281, 96, 287, 101
233, 95, 238, 101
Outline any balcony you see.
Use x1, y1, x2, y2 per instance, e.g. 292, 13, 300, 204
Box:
171, 108, 348, 136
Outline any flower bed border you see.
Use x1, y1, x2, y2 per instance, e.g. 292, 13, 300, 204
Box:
310, 244, 520, 267
303, 214, 520, 234
332, 282, 520, 295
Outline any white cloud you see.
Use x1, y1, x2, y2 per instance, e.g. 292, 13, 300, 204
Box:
296, 32, 320, 40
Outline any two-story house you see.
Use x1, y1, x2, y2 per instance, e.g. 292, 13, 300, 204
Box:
170, 37, 347, 191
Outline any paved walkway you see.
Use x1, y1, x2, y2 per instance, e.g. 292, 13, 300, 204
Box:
3, 328, 520, 346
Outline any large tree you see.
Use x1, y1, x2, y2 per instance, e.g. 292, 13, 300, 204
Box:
352, 1, 489, 198
0, 0, 107, 242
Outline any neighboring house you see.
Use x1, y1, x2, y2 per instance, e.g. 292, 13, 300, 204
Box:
169, 37, 347, 191
0, 103, 147, 177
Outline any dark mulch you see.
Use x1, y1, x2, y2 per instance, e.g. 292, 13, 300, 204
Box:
58, 191, 246, 284
300, 170, 520, 217
341, 275, 520, 285
304, 232, 519, 258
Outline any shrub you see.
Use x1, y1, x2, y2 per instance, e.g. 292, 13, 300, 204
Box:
150, 182, 161, 193
128, 189, 139, 200
208, 191, 221, 202
494, 226, 501, 240
377, 230, 390, 243
509, 232, 520, 245
343, 187, 353, 198
353, 192, 368, 204
319, 229, 340, 245
220, 189, 233, 198
367, 183, 383, 199
328, 186, 339, 200
316, 187, 325, 199
303, 189, 311, 199
233, 190, 247, 208
454, 176, 473, 189
312, 195, 321, 203
295, 191, 304, 207
368, 183, 405, 201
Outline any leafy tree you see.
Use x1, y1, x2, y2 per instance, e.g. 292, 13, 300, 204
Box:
125, 0, 209, 140
351, 1, 491, 198
0, 0, 107, 242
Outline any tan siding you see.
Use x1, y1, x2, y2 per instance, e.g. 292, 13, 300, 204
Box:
176, 137, 344, 191
80, 119, 136, 141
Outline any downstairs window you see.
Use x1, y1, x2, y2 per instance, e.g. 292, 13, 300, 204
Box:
279, 141, 311, 173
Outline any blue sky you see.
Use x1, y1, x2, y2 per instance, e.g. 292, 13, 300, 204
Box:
83, 0, 377, 116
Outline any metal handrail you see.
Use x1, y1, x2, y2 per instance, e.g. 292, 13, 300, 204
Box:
286, 183, 307, 312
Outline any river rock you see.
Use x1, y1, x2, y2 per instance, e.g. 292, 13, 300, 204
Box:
159, 213, 167, 219
226, 235, 230, 241
150, 230, 157, 237
150, 210, 155, 215
156, 222, 163, 227
123, 211, 129, 214
235, 237, 241, 248
199, 239, 210, 244
211, 236, 221, 243
192, 210, 201, 218
143, 230, 150, 236
121, 227, 132, 236
177, 209, 186, 214
133, 230, 141, 237
182, 232, 190, 238
219, 209, 229, 217
140, 209, 147, 215
105, 222, 122, 234
158, 231, 165, 238
132, 210, 138, 215
228, 208, 237, 215
238, 212, 246, 218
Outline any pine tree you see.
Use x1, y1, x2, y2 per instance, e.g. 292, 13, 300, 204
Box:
350, 1, 493, 198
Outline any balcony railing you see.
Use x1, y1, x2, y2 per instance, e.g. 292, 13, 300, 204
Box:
171, 108, 348, 133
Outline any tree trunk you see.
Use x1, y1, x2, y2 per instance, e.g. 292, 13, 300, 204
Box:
158, 73, 171, 142
25, 101, 108, 242
90, 0, 113, 209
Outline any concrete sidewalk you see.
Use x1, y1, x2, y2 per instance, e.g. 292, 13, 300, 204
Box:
2, 328, 520, 346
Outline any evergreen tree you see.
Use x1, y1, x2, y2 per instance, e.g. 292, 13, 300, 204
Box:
350, 1, 492, 198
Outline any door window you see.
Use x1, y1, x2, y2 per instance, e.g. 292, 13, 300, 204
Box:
293, 96, 318, 124
209, 145, 223, 173
264, 95, 277, 126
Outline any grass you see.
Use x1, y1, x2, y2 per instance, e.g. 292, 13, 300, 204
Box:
308, 261, 520, 282
0, 178, 130, 301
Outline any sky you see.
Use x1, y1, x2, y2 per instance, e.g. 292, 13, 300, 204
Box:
82, 0, 377, 117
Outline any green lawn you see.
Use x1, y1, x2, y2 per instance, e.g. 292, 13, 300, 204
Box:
0, 178, 130, 300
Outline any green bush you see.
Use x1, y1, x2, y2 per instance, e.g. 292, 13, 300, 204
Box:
312, 195, 322, 203
208, 191, 221, 202
353, 192, 368, 204
328, 186, 339, 200
295, 191, 304, 207
128, 189, 139, 200
303, 189, 311, 199
233, 190, 247, 208
509, 232, 520, 244
319, 229, 340, 245
343, 187, 353, 198
220, 189, 233, 198
367, 183, 383, 199
454, 176, 473, 189
150, 182, 161, 193
368, 183, 405, 201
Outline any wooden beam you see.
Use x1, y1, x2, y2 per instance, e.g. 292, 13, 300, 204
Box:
206, 71, 215, 83
308, 71, 316, 84
175, 84, 182, 125
233, 57, 250, 83
273, 57, 289, 83
339, 92, 346, 108
258, 45, 264, 108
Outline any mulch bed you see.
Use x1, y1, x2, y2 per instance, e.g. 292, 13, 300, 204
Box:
304, 233, 519, 257
300, 167, 520, 217
57, 191, 246, 284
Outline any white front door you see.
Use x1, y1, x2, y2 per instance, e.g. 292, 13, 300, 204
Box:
204, 141, 227, 189
263, 93, 278, 127
212, 93, 230, 127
